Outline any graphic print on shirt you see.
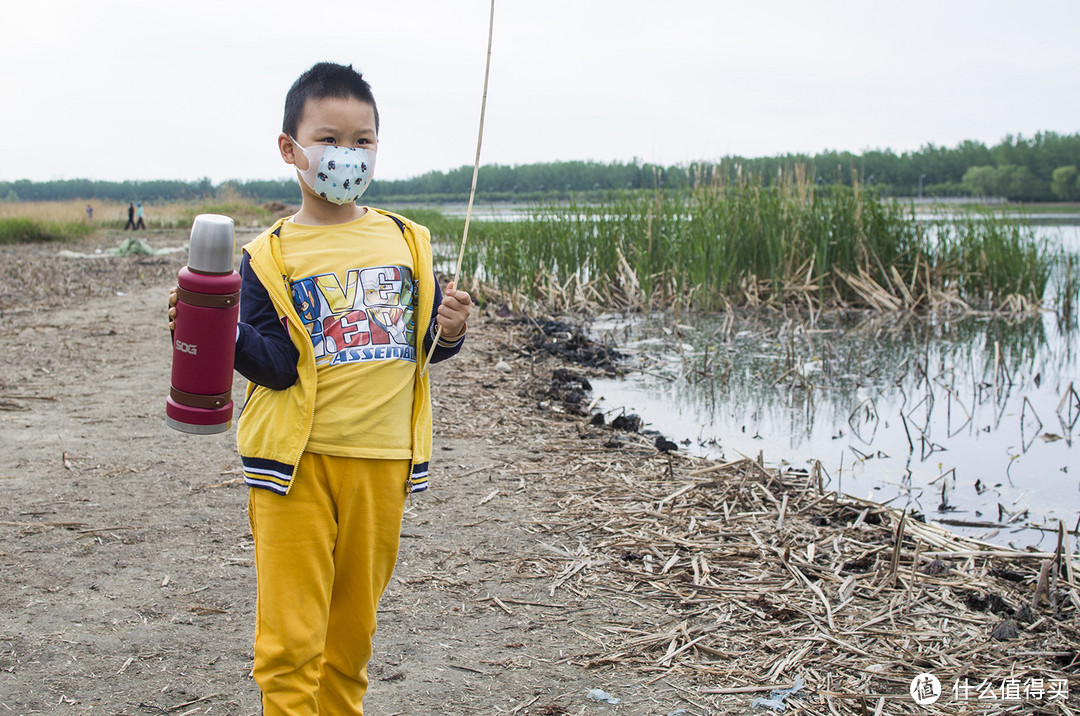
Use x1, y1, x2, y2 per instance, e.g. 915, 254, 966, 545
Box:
290, 265, 417, 365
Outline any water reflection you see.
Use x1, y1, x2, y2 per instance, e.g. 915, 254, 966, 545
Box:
590, 295, 1079, 552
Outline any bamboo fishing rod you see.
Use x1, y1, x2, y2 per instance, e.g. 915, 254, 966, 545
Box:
421, 0, 495, 376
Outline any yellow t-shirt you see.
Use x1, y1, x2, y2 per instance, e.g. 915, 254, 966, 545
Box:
279, 210, 417, 459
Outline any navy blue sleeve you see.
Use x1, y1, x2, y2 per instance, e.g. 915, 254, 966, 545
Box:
234, 253, 300, 390
423, 275, 465, 364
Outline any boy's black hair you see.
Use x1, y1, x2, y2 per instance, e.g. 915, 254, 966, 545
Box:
283, 62, 379, 137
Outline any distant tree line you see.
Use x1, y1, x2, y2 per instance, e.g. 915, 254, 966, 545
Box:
0, 177, 221, 203
4, 131, 1079, 204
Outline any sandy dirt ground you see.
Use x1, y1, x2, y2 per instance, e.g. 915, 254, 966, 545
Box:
0, 229, 713, 715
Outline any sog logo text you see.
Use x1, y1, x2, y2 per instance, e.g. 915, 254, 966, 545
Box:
175, 340, 198, 355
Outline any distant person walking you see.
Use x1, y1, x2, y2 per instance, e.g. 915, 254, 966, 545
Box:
85, 204, 93, 221
125, 203, 136, 230
135, 202, 146, 230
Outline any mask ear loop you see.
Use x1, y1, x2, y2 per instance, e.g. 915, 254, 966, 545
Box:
419, 0, 494, 377
288, 136, 313, 179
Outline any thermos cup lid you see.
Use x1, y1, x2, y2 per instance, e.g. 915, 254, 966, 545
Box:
188, 214, 235, 274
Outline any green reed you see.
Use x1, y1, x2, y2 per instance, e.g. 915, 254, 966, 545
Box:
927, 209, 1050, 308
454, 175, 1051, 314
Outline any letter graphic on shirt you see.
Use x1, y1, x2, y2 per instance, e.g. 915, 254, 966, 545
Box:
291, 266, 416, 365
323, 310, 370, 349
314, 272, 361, 314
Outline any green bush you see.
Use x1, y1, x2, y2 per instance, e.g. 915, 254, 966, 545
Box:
1052, 166, 1080, 202
0, 218, 95, 244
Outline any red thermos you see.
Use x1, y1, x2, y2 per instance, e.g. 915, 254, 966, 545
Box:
166, 214, 240, 434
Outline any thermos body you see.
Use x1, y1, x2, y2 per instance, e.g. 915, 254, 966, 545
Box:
166, 214, 240, 434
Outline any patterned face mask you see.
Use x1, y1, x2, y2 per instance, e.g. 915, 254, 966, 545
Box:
290, 137, 376, 205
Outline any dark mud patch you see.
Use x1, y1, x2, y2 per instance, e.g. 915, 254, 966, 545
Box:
520, 367, 593, 416
519, 318, 622, 371
514, 317, 684, 454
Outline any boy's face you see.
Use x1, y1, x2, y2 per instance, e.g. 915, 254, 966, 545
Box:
279, 95, 378, 195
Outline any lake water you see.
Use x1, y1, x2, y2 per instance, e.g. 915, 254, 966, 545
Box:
588, 224, 1080, 551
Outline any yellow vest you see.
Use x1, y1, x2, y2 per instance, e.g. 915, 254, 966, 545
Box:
236, 209, 435, 495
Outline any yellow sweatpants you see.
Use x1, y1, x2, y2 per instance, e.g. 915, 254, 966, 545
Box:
248, 453, 409, 715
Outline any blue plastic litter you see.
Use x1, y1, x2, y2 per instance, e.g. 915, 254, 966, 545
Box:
751, 675, 805, 711
587, 688, 621, 705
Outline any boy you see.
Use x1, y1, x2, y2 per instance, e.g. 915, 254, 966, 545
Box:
172, 62, 471, 714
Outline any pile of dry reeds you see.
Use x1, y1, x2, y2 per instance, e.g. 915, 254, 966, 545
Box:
517, 424, 1080, 714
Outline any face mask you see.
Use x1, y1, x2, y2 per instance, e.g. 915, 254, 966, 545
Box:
290, 137, 376, 205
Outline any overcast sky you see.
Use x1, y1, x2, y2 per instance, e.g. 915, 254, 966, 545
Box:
3, 1, 1078, 184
